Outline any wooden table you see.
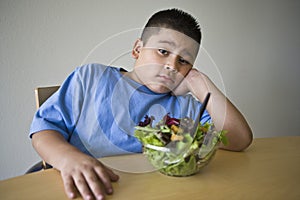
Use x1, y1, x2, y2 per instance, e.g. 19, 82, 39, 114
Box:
1, 136, 300, 200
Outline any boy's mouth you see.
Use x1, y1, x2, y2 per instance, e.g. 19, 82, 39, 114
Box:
157, 74, 175, 83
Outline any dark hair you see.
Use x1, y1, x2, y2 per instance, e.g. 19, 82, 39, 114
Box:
141, 8, 201, 44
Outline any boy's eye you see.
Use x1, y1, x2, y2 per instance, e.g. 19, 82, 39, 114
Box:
158, 48, 169, 55
179, 57, 190, 65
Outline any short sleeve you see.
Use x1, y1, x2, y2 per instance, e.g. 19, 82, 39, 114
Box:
200, 109, 211, 124
29, 67, 84, 140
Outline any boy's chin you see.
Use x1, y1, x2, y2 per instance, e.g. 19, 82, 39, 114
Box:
147, 84, 173, 94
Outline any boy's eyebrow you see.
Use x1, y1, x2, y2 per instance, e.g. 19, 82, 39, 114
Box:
158, 40, 176, 47
157, 40, 194, 61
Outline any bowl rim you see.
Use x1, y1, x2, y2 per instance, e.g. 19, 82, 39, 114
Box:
144, 144, 171, 152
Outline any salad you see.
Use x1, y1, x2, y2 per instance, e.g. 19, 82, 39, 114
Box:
134, 114, 228, 176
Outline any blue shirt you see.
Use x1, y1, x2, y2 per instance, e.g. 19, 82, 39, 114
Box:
30, 63, 211, 158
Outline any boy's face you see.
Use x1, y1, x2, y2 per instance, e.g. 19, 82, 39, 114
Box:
131, 28, 199, 93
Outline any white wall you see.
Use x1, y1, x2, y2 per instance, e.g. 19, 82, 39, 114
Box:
1, 0, 299, 180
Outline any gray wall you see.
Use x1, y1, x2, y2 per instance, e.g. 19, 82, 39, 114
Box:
1, 0, 299, 180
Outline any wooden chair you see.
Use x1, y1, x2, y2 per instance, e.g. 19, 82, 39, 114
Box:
34, 86, 60, 109
26, 86, 60, 173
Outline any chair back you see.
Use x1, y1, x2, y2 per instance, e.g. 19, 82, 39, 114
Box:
34, 86, 60, 109
26, 85, 60, 174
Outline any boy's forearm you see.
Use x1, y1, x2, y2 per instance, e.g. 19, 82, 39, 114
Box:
31, 130, 119, 199
31, 130, 82, 170
187, 70, 253, 151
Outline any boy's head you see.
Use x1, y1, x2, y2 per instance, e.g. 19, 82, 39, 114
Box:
141, 8, 201, 45
129, 9, 201, 94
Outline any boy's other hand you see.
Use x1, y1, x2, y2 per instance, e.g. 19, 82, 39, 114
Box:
172, 68, 199, 96
58, 152, 119, 200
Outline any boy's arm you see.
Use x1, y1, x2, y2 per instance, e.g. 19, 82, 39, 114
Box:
174, 69, 253, 151
31, 130, 119, 199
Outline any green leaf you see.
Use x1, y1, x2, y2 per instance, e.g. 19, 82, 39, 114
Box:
219, 130, 229, 146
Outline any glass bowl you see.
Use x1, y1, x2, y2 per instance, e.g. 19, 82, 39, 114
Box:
134, 115, 227, 177
142, 132, 220, 177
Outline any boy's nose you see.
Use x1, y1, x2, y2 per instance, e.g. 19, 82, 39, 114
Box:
164, 64, 178, 73
164, 56, 178, 73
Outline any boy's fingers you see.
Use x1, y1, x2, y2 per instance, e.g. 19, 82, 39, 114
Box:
73, 173, 95, 200
104, 167, 119, 182
59, 159, 117, 200
94, 166, 115, 195
84, 170, 105, 200
61, 173, 78, 199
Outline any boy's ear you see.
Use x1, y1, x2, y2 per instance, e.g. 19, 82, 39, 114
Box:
132, 39, 143, 59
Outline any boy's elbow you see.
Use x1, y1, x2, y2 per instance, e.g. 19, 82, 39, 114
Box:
241, 127, 253, 150
221, 129, 253, 152
234, 134, 253, 152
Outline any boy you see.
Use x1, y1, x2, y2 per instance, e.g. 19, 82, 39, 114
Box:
30, 8, 252, 200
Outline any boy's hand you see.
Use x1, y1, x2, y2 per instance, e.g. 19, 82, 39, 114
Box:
172, 67, 253, 151
59, 152, 119, 200
172, 68, 199, 96
32, 130, 120, 200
